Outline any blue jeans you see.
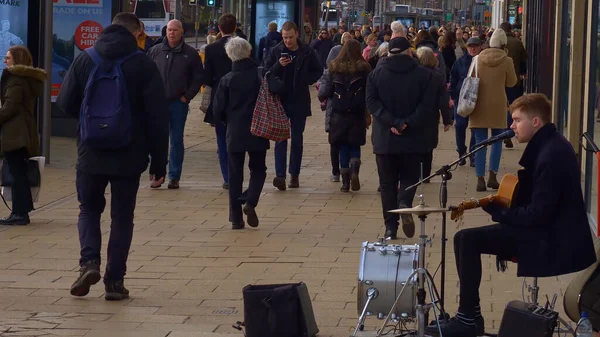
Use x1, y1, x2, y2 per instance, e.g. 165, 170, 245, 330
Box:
76, 170, 140, 281
168, 101, 189, 181
454, 107, 476, 155
472, 128, 503, 177
339, 145, 361, 169
215, 122, 229, 183
274, 114, 307, 178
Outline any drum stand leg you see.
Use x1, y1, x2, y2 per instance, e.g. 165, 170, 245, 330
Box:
352, 288, 378, 337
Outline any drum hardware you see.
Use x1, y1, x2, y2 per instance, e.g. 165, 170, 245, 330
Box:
353, 195, 448, 337
405, 140, 493, 312
355, 288, 379, 333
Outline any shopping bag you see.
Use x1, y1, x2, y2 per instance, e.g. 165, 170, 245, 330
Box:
457, 55, 480, 118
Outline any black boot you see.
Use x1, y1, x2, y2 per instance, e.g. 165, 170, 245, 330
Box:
340, 169, 350, 192
458, 152, 467, 166
384, 228, 398, 240
0, 213, 30, 226
104, 279, 130, 301
70, 260, 101, 297
349, 158, 361, 191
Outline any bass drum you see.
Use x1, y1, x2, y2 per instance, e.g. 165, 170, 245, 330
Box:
357, 241, 418, 318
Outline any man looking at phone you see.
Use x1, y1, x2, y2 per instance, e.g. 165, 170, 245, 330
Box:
264, 21, 322, 189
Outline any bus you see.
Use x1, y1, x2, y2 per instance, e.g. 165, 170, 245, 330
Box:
130, 0, 172, 37
320, 1, 347, 29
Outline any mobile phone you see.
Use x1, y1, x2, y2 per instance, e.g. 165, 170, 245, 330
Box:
281, 52, 290, 59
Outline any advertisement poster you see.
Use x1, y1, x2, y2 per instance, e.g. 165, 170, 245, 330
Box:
254, 0, 295, 59
0, 0, 28, 75
52, 0, 112, 100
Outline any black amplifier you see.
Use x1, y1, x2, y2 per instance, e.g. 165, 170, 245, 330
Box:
497, 300, 558, 337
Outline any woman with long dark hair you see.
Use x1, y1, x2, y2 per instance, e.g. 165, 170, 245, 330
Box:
318, 39, 371, 192
0, 46, 46, 225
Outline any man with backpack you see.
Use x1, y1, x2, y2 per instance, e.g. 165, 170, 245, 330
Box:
257, 22, 282, 65
56, 12, 169, 301
147, 19, 204, 189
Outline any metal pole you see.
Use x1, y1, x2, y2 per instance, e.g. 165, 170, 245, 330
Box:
175, 0, 182, 20
194, 5, 199, 48
40, 0, 53, 163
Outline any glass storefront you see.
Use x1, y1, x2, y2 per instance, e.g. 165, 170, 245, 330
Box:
557, 0, 572, 135
224, 0, 252, 37
0, 0, 28, 75
584, 0, 600, 235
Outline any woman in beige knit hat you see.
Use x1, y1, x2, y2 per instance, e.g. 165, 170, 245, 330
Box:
467, 28, 517, 192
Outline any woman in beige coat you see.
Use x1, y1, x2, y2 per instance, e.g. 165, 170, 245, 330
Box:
468, 28, 517, 191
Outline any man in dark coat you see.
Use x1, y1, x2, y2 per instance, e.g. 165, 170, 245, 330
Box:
257, 22, 282, 65
310, 28, 335, 68
264, 21, 323, 189
429, 93, 597, 337
366, 37, 437, 240
212, 37, 269, 230
203, 13, 238, 189
147, 19, 204, 189
56, 13, 169, 301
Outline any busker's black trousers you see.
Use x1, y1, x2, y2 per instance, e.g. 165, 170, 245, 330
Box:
454, 224, 518, 317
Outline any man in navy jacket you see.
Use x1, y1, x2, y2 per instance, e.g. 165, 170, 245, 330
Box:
429, 94, 597, 337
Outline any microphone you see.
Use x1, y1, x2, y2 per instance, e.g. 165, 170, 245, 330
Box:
582, 132, 600, 153
474, 130, 515, 147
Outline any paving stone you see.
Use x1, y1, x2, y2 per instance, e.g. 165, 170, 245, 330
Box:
0, 87, 589, 336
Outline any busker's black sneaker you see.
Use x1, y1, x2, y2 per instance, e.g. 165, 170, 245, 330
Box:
70, 260, 101, 297
425, 316, 484, 337
104, 279, 130, 301
0, 213, 30, 226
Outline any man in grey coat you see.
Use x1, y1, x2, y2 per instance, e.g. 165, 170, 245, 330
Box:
147, 19, 204, 189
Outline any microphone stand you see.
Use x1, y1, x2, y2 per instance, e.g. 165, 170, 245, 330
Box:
406, 141, 493, 317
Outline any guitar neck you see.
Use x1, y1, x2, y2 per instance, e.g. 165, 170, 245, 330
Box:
451, 195, 495, 221
460, 196, 495, 211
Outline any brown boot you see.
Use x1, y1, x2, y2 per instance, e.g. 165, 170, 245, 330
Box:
168, 180, 179, 189
476, 176, 486, 192
487, 171, 500, 189
288, 176, 299, 188
273, 177, 286, 191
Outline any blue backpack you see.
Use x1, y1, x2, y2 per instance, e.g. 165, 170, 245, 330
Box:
79, 47, 142, 149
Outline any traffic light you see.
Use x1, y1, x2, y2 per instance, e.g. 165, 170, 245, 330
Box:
189, 0, 196, 5
207, 0, 215, 6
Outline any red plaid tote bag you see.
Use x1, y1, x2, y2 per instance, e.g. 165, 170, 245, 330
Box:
251, 71, 290, 142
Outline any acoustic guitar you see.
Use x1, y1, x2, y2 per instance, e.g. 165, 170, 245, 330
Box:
450, 173, 519, 221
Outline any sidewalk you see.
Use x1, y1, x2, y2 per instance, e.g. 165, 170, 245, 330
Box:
0, 89, 579, 337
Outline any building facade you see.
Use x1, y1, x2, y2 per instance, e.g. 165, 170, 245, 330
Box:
524, 0, 600, 234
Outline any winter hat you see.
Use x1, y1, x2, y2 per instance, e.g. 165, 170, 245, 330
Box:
489, 28, 507, 48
